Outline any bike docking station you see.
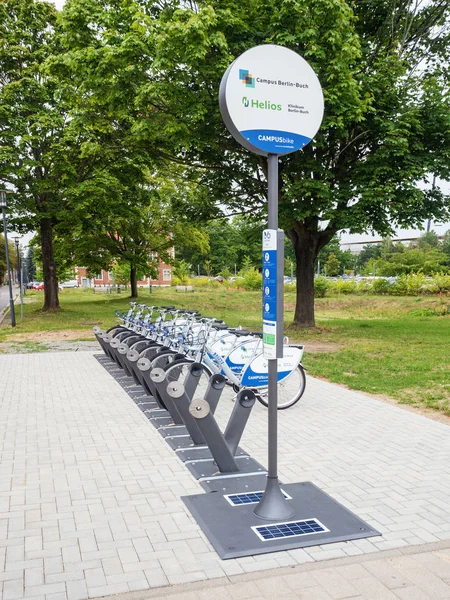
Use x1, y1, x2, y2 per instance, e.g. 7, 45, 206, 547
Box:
181, 44, 380, 559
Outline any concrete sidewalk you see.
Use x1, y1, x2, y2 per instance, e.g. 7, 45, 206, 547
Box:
1, 351, 450, 600
117, 540, 450, 599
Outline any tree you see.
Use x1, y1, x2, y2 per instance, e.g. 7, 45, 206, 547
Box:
354, 243, 382, 273
24, 247, 36, 282
176, 215, 263, 275
138, 0, 450, 326
372, 237, 450, 275
442, 230, 450, 259
54, 0, 450, 326
416, 231, 440, 251
325, 253, 341, 277
62, 180, 208, 297
0, 0, 71, 309
0, 237, 18, 283
316, 236, 356, 274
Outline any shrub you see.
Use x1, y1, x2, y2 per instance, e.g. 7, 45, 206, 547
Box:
230, 276, 246, 289
314, 276, 329, 298
391, 275, 408, 295
427, 272, 450, 295
390, 273, 426, 295
405, 273, 426, 295
241, 268, 262, 291
371, 278, 392, 294
171, 275, 184, 286
189, 277, 209, 289
331, 279, 357, 295
356, 279, 373, 294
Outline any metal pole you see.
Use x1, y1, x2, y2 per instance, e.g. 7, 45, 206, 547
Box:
2, 207, 16, 328
427, 174, 436, 233
19, 252, 24, 320
13, 238, 23, 320
254, 154, 293, 520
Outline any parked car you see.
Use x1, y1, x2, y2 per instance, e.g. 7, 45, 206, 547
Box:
60, 280, 79, 288
32, 282, 44, 290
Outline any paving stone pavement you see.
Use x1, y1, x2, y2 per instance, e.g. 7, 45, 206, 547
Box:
111, 541, 450, 600
1, 351, 450, 600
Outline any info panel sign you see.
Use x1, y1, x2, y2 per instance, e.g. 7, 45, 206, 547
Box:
219, 44, 324, 156
262, 229, 284, 359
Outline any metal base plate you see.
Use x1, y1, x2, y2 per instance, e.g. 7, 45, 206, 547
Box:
176, 446, 248, 462
198, 473, 273, 493
159, 425, 189, 438
94, 354, 111, 362
147, 415, 173, 427
165, 436, 196, 450
185, 456, 266, 480
136, 401, 158, 410
123, 385, 144, 392
182, 481, 380, 559
117, 377, 138, 386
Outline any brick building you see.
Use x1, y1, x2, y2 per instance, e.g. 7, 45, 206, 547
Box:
74, 261, 172, 288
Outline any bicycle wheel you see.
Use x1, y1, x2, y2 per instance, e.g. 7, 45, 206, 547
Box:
256, 364, 306, 410
164, 361, 213, 402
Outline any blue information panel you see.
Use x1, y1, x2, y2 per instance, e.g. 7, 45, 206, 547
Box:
262, 230, 278, 358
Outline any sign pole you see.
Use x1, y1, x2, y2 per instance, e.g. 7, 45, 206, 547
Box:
254, 154, 293, 520
218, 43, 324, 521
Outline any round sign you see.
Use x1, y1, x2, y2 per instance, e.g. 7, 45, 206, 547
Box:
219, 45, 324, 156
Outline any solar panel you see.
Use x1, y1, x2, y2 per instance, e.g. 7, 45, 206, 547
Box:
224, 490, 291, 506
252, 518, 329, 542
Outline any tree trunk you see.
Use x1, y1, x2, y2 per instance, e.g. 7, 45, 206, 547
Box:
287, 225, 335, 328
40, 217, 60, 311
288, 230, 318, 328
130, 265, 138, 298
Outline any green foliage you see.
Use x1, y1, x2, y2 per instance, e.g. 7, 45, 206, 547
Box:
428, 273, 450, 295
173, 260, 191, 284
317, 237, 356, 275
375, 246, 449, 276
325, 252, 341, 277
111, 264, 130, 287
24, 247, 36, 282
220, 267, 232, 280
134, 0, 450, 326
354, 244, 382, 273
0, 237, 18, 283
332, 279, 358, 295
3, 0, 450, 323
314, 276, 329, 298
241, 268, 262, 291
371, 278, 393, 295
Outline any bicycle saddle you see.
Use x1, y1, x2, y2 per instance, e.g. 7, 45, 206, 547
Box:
250, 331, 263, 338
229, 329, 251, 336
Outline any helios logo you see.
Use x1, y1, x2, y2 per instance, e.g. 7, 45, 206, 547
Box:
241, 97, 282, 111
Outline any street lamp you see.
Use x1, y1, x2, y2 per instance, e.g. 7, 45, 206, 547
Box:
0, 190, 16, 327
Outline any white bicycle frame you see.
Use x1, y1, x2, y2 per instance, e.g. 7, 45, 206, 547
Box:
202, 334, 304, 389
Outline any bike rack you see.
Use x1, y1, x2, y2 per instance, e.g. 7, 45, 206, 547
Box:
149, 368, 185, 426
94, 312, 380, 562
165, 379, 205, 445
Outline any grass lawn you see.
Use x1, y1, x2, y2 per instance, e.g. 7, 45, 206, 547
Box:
2, 286, 450, 414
